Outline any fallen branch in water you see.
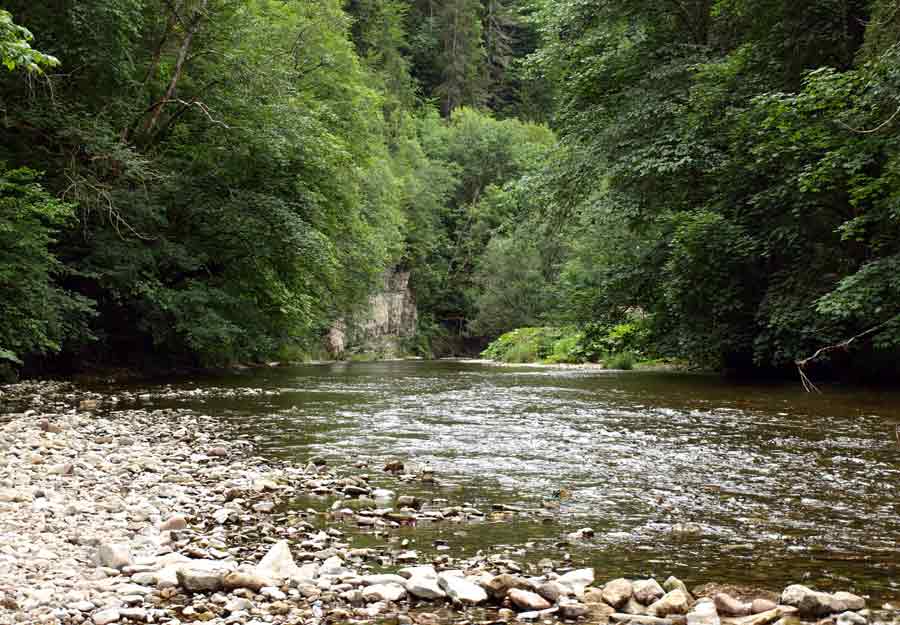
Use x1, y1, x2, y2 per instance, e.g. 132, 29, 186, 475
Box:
795, 319, 895, 393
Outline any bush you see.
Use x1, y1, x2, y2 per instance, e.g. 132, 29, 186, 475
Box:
482, 326, 585, 364
0, 166, 94, 368
606, 351, 635, 370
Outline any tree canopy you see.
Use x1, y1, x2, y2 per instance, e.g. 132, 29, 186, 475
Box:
1, 0, 898, 379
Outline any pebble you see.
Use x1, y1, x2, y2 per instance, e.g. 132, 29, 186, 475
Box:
0, 381, 882, 625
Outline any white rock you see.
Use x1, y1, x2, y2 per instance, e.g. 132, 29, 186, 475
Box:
361, 574, 407, 586
405, 575, 446, 599
256, 540, 298, 579
92, 608, 120, 625
362, 583, 407, 602
557, 568, 595, 597
96, 543, 131, 570
319, 555, 345, 577
688, 599, 721, 625
438, 573, 488, 605
260, 586, 287, 600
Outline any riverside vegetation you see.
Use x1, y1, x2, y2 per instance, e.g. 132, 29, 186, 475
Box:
2, 1, 900, 380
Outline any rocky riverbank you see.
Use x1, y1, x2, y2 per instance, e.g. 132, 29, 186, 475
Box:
0, 381, 889, 625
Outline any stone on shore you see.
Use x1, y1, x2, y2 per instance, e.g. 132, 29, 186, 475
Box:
92, 608, 120, 625
159, 514, 188, 531
557, 568, 595, 597
256, 540, 298, 579
647, 589, 691, 617
405, 575, 446, 599
223, 570, 273, 592
177, 567, 225, 593
715, 593, 751, 617
781, 585, 848, 617
751, 600, 778, 614
509, 588, 552, 611
484, 574, 535, 599
438, 573, 488, 605
603, 578, 635, 608
96, 543, 131, 570
363, 583, 408, 602
688, 599, 721, 625
634, 579, 666, 605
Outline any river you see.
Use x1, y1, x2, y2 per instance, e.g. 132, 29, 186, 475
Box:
111, 360, 900, 601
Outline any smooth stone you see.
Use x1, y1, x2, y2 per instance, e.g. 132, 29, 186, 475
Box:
647, 589, 691, 617
560, 602, 592, 619
224, 570, 273, 592
688, 599, 721, 625
517, 607, 559, 621
438, 573, 488, 605
634, 579, 666, 605
361, 574, 408, 586
537, 581, 568, 603
257, 540, 297, 579
405, 576, 446, 600
834, 593, 865, 611
557, 568, 595, 597
159, 515, 188, 531
781, 585, 847, 617
260, 586, 287, 600
663, 577, 693, 600
484, 574, 535, 599
751, 600, 778, 615
715, 593, 751, 617
622, 596, 650, 615
836, 612, 867, 625
397, 565, 437, 580
226, 598, 254, 612
727, 606, 798, 625
119, 608, 147, 621
177, 567, 225, 592
92, 609, 120, 625
97, 544, 132, 570
603, 579, 634, 608
362, 583, 407, 603
509, 588, 552, 611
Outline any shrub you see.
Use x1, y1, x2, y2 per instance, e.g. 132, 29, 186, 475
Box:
606, 351, 635, 370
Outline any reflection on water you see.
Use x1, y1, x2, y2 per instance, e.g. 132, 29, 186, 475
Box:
117, 360, 900, 599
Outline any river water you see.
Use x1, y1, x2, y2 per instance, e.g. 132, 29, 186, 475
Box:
117, 360, 900, 600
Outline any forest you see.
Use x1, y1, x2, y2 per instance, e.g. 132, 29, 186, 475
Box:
1, 0, 899, 380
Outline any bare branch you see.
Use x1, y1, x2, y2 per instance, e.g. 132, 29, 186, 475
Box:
838, 104, 900, 134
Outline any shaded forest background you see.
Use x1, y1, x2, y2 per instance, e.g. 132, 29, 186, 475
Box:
1, 0, 899, 380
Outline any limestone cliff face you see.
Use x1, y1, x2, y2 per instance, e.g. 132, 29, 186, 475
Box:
326, 268, 417, 356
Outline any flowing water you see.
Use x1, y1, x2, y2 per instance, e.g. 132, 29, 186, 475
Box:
114, 361, 900, 600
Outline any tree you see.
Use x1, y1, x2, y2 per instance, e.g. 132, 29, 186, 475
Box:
0, 9, 58, 73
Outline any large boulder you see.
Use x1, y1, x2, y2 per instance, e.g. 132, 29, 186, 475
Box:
557, 569, 595, 597
438, 573, 488, 605
781, 585, 848, 617
646, 589, 691, 617
603, 579, 634, 609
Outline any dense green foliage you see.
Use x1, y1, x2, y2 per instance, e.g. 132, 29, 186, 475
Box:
2, 0, 899, 378
477, 0, 900, 376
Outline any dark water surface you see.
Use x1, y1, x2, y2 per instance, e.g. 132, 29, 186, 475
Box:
119, 360, 900, 600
